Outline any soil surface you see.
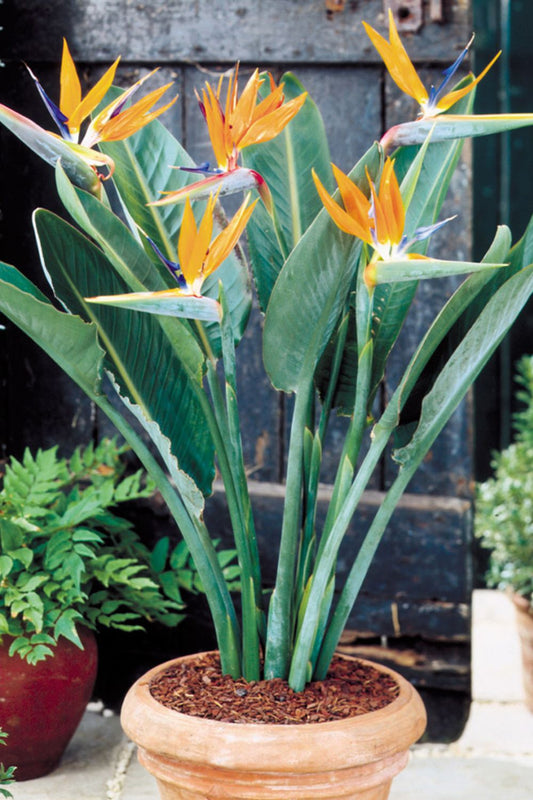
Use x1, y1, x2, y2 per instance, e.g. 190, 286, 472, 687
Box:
149, 652, 399, 724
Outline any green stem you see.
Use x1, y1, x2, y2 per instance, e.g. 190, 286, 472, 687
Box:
288, 419, 391, 690
94, 392, 242, 676
321, 339, 373, 544
264, 378, 314, 679
206, 360, 262, 680
314, 464, 415, 680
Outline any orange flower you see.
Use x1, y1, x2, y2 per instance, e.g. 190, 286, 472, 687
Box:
87, 193, 257, 322
198, 66, 307, 171
28, 39, 176, 149
363, 10, 500, 117
313, 159, 456, 287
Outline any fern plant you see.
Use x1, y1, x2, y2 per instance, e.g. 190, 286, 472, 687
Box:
0, 729, 15, 799
0, 439, 238, 663
475, 356, 533, 606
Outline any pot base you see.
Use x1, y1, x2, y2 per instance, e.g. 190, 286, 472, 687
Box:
140, 747, 406, 800
122, 652, 426, 800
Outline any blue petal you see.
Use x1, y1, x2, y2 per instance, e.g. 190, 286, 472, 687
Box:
178, 162, 224, 175
145, 236, 187, 288
427, 35, 474, 109
413, 216, 457, 242
25, 64, 73, 140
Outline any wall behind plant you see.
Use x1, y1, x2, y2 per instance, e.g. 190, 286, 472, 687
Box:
0, 0, 475, 739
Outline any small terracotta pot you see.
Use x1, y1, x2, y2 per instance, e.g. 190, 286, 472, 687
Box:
511, 593, 533, 712
121, 651, 426, 800
0, 626, 98, 780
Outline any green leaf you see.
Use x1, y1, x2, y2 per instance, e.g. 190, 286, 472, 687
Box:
263, 145, 380, 393
99, 111, 251, 352
394, 263, 533, 469
54, 610, 84, 648
0, 262, 106, 399
393, 224, 518, 440
34, 210, 216, 495
0, 557, 13, 577
243, 73, 333, 310
55, 163, 171, 293
0, 519, 24, 552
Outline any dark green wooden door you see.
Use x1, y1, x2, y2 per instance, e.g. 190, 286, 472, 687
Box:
473, 0, 533, 477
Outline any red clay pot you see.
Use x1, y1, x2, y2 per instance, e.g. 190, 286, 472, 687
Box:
511, 593, 533, 712
121, 651, 427, 800
0, 627, 98, 780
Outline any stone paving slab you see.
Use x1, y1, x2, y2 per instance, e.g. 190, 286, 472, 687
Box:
9, 591, 533, 799
390, 753, 533, 800
10, 711, 124, 800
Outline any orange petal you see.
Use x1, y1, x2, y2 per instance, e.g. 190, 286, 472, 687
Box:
331, 163, 371, 227
88, 83, 176, 144
378, 158, 404, 245
177, 197, 199, 279
67, 57, 120, 133
313, 168, 373, 244
186, 194, 216, 286
202, 82, 229, 168
435, 51, 501, 112
362, 10, 428, 105
238, 92, 307, 149
60, 39, 82, 122
206, 195, 257, 276
231, 69, 261, 142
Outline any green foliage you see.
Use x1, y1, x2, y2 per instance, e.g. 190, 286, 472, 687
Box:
1, 50, 533, 689
0, 729, 15, 798
475, 356, 533, 605
0, 439, 236, 664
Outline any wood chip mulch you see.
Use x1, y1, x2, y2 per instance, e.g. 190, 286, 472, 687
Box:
149, 652, 400, 724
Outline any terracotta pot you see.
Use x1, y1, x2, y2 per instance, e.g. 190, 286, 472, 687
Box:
0, 626, 98, 780
121, 651, 426, 800
511, 593, 533, 712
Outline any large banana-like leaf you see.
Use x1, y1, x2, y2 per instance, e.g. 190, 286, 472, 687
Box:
242, 73, 333, 311
55, 164, 220, 364
0, 261, 240, 653
34, 210, 216, 496
393, 259, 533, 469
0, 262, 105, 396
393, 221, 529, 442
99, 110, 252, 351
263, 146, 381, 393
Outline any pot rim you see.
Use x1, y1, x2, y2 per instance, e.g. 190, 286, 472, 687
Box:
121, 651, 427, 772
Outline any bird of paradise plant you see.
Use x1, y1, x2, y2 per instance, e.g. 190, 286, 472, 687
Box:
1, 15, 533, 694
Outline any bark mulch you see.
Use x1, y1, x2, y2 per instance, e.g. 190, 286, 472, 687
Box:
149, 651, 400, 724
